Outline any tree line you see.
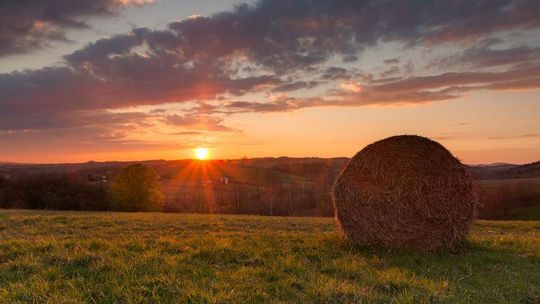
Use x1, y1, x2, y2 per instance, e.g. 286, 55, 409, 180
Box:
0, 163, 336, 216
1, 163, 538, 219
0, 164, 163, 212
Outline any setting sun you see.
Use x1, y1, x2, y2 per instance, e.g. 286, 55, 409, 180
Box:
194, 147, 209, 160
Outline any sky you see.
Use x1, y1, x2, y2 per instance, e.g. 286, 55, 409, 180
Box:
0, 0, 539, 164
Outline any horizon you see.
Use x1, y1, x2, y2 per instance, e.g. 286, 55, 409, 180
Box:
1, 154, 537, 167
1, 0, 539, 164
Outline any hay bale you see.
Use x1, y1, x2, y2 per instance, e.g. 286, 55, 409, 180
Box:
332, 135, 479, 251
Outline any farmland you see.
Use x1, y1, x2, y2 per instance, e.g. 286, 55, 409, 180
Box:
1, 210, 539, 303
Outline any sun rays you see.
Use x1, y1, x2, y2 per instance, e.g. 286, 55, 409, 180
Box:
194, 147, 209, 160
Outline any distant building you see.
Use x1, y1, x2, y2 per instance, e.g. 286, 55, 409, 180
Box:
197, 176, 229, 187
88, 173, 109, 183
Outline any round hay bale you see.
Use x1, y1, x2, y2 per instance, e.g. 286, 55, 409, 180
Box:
332, 135, 479, 252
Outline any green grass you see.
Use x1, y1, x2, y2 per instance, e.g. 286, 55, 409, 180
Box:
1, 210, 540, 303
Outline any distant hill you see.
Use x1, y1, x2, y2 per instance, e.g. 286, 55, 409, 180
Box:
502, 161, 540, 179
0, 162, 26, 165
2, 158, 539, 181
467, 161, 540, 180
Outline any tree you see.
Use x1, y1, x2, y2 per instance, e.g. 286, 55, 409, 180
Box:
108, 164, 164, 212
3, 173, 109, 211
0, 175, 21, 208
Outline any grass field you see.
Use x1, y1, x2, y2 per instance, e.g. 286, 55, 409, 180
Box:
1, 210, 540, 303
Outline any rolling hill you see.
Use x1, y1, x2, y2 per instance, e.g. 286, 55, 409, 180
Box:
467, 161, 540, 180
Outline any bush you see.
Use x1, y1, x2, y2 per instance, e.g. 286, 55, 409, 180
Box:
0, 176, 23, 208
108, 164, 164, 212
0, 173, 109, 210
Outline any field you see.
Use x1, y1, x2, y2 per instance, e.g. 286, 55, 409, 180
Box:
506, 205, 540, 221
478, 177, 540, 220
479, 177, 540, 189
1, 211, 540, 303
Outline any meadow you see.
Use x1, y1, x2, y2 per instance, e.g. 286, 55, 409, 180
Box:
1, 210, 540, 303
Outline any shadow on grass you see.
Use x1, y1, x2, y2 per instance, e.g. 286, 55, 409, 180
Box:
318, 232, 540, 303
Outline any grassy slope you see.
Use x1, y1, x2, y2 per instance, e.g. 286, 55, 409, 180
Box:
0, 211, 539, 303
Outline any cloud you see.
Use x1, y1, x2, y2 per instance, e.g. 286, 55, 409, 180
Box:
380, 66, 400, 78
430, 44, 540, 69
215, 63, 540, 113
488, 134, 540, 140
320, 67, 359, 81
330, 63, 540, 107
164, 114, 236, 132
432, 132, 463, 141
221, 96, 322, 113
0, 109, 148, 131
339, 81, 363, 93
170, 131, 206, 136
271, 81, 319, 92
1, 0, 540, 143
384, 58, 400, 65
0, 0, 154, 57
371, 64, 540, 93
0, 126, 189, 161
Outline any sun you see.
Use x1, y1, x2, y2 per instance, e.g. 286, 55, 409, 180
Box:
194, 147, 209, 160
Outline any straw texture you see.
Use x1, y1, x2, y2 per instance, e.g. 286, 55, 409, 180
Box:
332, 135, 479, 252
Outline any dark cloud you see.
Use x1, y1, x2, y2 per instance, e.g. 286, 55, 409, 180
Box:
62, 0, 540, 74
384, 58, 400, 65
380, 66, 400, 78
0, 60, 278, 130
221, 96, 325, 113
0, 125, 188, 159
216, 63, 540, 113
431, 44, 540, 69
326, 63, 540, 107
271, 81, 319, 92
0, 109, 148, 131
320, 67, 359, 81
0, 0, 153, 57
1, 0, 540, 136
370, 64, 540, 93
462, 45, 540, 67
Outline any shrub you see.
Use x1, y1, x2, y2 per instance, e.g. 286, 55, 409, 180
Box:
0, 173, 108, 210
108, 164, 164, 212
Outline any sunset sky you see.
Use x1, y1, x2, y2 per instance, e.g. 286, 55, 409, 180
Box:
1, 0, 539, 164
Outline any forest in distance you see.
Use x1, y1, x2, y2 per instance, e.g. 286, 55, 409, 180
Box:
1, 158, 539, 220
